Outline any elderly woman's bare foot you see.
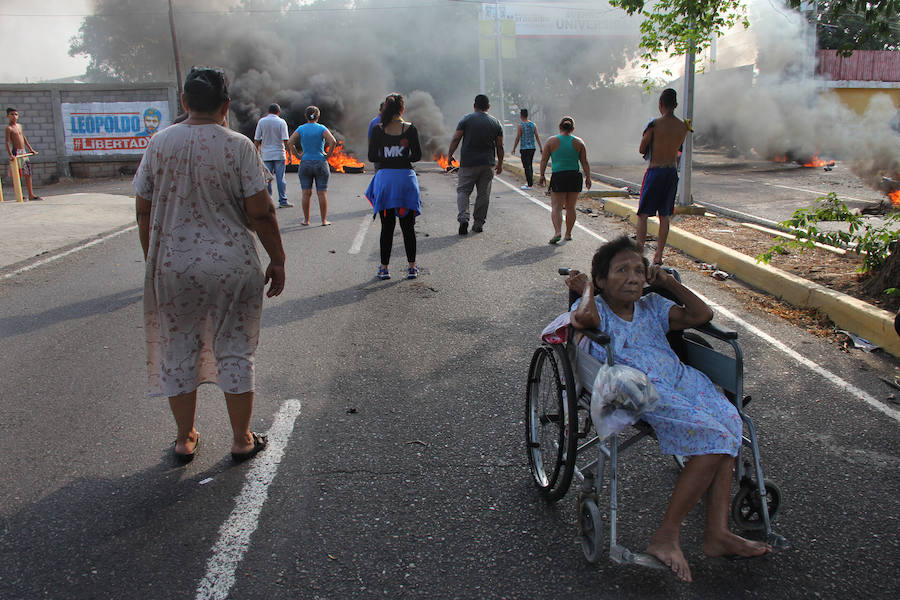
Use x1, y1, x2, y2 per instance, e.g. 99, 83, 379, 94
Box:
703, 531, 771, 559
647, 536, 692, 582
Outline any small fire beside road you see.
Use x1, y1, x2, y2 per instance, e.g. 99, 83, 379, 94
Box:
285, 142, 365, 173
773, 153, 835, 168
327, 142, 365, 173
800, 155, 835, 168
433, 153, 458, 172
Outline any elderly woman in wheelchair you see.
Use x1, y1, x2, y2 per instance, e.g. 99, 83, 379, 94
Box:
559, 236, 772, 581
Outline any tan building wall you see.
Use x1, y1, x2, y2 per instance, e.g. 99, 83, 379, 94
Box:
830, 87, 900, 115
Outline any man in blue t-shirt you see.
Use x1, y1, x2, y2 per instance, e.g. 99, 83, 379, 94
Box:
447, 94, 503, 235
254, 103, 292, 208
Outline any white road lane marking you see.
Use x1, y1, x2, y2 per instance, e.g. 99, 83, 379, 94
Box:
734, 178, 877, 204
697, 293, 900, 423
1, 225, 137, 280
195, 398, 303, 600
497, 176, 898, 423
494, 176, 608, 243
349, 214, 373, 255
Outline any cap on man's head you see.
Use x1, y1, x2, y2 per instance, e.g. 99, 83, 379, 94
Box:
6, 107, 16, 115
268, 103, 280, 114
474, 94, 490, 110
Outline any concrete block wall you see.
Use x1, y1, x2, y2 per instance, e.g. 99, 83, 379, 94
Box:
0, 83, 177, 188
0, 88, 57, 186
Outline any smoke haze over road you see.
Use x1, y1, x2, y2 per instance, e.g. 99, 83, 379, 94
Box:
68, 0, 898, 186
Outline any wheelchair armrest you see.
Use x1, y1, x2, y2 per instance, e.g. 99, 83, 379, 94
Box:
693, 321, 738, 340
573, 328, 610, 345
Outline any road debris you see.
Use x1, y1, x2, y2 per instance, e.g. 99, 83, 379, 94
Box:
837, 330, 879, 352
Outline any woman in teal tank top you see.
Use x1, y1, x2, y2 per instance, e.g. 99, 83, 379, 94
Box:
538, 116, 591, 244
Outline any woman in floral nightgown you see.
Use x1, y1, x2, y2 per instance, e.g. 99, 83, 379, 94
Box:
134, 67, 286, 464
567, 236, 770, 582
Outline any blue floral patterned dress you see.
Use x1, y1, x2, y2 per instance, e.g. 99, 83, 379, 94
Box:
573, 293, 742, 456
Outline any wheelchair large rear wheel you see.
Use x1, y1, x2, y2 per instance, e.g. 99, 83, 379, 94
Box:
525, 344, 578, 502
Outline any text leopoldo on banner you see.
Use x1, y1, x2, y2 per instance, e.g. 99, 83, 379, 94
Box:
61, 101, 170, 156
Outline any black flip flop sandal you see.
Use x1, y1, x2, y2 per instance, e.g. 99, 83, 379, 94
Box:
231, 432, 268, 463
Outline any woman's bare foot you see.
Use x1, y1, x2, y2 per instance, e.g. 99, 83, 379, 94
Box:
648, 534, 692, 582
703, 531, 771, 559
321, 220, 332, 226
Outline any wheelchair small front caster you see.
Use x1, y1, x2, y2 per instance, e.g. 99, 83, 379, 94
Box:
731, 478, 782, 531
578, 497, 604, 563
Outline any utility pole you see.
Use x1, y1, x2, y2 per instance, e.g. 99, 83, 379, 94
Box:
678, 23, 695, 206
168, 0, 184, 97
494, 1, 505, 125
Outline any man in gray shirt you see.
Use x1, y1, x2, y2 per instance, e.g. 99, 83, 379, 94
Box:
447, 94, 503, 235
254, 103, 293, 208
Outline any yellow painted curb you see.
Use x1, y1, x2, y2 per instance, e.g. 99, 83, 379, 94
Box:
602, 198, 900, 357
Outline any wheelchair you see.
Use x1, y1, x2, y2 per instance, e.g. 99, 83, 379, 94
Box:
525, 268, 788, 566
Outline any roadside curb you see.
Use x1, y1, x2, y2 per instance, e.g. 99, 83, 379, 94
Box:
502, 158, 900, 357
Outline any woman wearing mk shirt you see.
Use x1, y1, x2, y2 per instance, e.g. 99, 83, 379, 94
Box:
366, 93, 422, 280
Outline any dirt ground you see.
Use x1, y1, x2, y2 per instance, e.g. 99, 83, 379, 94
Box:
673, 213, 899, 312
579, 196, 899, 353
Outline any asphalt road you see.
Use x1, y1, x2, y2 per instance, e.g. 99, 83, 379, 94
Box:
591, 148, 888, 225
1, 165, 898, 599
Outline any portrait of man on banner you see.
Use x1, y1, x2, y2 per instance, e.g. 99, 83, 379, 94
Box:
136, 107, 162, 137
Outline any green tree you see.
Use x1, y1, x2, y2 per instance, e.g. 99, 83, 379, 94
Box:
608, 0, 749, 77
815, 1, 900, 54
788, 1, 900, 49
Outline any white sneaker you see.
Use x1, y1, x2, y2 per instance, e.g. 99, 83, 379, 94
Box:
520, 185, 532, 190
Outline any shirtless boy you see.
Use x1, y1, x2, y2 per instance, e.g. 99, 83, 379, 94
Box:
636, 89, 688, 264
6, 108, 41, 200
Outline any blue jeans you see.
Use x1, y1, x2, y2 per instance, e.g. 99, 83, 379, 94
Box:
263, 159, 288, 204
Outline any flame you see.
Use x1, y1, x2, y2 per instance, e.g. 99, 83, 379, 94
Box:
286, 152, 299, 167
327, 142, 365, 173
801, 154, 834, 168
433, 153, 458, 170
889, 189, 900, 207
773, 155, 788, 163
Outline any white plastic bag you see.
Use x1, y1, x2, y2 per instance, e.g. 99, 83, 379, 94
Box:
590, 364, 659, 440
541, 312, 571, 345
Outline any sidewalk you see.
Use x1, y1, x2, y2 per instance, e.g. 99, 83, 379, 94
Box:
0, 187, 135, 271
502, 157, 900, 358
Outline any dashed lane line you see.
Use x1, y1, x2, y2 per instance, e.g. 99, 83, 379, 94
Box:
497, 176, 900, 424
195, 398, 303, 600
349, 213, 372, 255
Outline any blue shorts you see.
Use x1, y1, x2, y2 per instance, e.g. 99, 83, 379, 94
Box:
638, 167, 678, 217
299, 159, 329, 190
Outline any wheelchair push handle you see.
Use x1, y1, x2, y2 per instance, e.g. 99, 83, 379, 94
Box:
560, 266, 677, 278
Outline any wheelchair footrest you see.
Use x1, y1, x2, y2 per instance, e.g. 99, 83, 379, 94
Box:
610, 545, 667, 570
767, 532, 790, 551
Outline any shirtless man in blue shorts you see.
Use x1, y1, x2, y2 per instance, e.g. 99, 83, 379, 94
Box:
636, 88, 688, 265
